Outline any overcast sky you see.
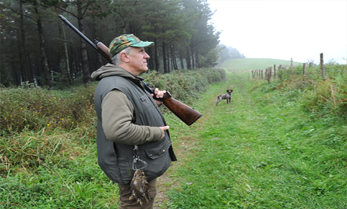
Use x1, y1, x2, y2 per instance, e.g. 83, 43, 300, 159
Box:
207, 0, 347, 64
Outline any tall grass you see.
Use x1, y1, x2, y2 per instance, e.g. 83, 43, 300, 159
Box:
1, 129, 120, 208
0, 85, 96, 136
275, 62, 347, 117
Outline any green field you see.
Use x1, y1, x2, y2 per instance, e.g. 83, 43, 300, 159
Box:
219, 58, 303, 71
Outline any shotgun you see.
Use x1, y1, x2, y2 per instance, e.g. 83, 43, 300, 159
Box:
59, 15, 202, 126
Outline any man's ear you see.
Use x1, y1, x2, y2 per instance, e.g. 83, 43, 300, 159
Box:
120, 52, 130, 63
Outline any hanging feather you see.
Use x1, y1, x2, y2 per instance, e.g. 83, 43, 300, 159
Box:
129, 169, 150, 205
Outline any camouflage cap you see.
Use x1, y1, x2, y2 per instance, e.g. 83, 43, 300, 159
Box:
108, 34, 154, 57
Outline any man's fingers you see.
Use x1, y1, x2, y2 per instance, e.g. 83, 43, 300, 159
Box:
161, 126, 169, 131
153, 88, 166, 98
160, 126, 169, 132
159, 126, 169, 139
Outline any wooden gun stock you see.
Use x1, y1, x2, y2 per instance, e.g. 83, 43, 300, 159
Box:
59, 14, 202, 125
158, 92, 202, 126
96, 42, 112, 62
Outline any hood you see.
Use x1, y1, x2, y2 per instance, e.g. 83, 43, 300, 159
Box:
91, 63, 142, 81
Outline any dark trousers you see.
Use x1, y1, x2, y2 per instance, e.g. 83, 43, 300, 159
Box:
118, 178, 157, 209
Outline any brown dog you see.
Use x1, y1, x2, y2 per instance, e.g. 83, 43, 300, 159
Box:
216, 89, 233, 106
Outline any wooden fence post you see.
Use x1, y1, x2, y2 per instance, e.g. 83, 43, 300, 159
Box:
290, 58, 294, 75
320, 53, 325, 81
278, 65, 282, 80
274, 64, 276, 79
261, 70, 263, 80
266, 68, 269, 81
303, 63, 306, 78
267, 67, 272, 83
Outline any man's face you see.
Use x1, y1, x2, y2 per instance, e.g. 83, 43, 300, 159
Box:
127, 47, 150, 75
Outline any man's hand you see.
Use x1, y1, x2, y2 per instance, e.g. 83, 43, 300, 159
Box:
151, 88, 166, 106
159, 126, 169, 139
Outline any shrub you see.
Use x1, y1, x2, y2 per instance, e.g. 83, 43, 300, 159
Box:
302, 79, 347, 116
0, 130, 80, 176
269, 63, 347, 117
0, 85, 96, 136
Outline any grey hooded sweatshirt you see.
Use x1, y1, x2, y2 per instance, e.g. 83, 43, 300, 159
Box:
91, 64, 176, 184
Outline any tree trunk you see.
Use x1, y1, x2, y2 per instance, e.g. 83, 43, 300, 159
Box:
191, 47, 195, 69
61, 20, 72, 85
171, 46, 177, 70
18, 1, 33, 83
91, 16, 103, 67
186, 46, 191, 69
77, 2, 90, 85
162, 41, 168, 73
33, 0, 52, 89
179, 51, 184, 69
154, 38, 160, 72
195, 51, 200, 68
16, 28, 25, 83
167, 47, 171, 73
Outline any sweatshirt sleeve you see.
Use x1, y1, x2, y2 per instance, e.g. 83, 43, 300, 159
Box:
101, 90, 163, 145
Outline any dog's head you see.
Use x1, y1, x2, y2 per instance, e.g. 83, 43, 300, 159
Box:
227, 89, 233, 93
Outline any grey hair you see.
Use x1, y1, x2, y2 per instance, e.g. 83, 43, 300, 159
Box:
111, 47, 133, 65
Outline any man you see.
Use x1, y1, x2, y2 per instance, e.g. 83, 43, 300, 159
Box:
91, 34, 177, 209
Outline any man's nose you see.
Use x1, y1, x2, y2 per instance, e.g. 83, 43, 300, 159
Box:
144, 52, 150, 59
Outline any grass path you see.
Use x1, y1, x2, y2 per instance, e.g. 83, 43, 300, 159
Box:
155, 71, 346, 208
154, 72, 238, 208
154, 72, 247, 208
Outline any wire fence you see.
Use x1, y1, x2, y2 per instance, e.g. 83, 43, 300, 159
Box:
251, 53, 346, 83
